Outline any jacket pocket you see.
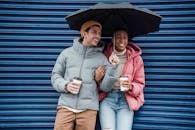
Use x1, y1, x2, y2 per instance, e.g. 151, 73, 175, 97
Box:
79, 83, 95, 100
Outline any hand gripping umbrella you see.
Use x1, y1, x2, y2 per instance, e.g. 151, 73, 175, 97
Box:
66, 2, 162, 38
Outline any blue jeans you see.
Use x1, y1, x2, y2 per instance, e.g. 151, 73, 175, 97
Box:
99, 89, 134, 130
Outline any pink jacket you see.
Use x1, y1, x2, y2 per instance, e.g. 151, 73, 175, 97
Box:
99, 42, 145, 111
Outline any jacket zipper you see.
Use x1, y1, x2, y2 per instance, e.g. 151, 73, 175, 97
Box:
75, 47, 87, 109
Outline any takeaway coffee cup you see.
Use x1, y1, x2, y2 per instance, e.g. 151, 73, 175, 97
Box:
72, 77, 82, 94
119, 75, 129, 91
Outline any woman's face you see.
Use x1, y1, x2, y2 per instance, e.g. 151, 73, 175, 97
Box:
113, 30, 128, 52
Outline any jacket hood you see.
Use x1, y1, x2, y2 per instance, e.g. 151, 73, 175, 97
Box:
104, 41, 142, 59
73, 38, 105, 55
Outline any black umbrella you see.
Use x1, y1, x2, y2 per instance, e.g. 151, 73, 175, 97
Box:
66, 2, 162, 38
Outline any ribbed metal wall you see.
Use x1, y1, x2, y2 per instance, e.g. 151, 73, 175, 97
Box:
0, 0, 195, 130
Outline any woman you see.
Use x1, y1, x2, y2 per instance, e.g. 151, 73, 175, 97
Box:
97, 29, 145, 130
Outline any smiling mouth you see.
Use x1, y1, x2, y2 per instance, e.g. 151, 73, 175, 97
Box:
119, 44, 125, 47
94, 38, 99, 43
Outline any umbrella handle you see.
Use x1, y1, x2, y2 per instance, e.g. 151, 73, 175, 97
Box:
113, 32, 116, 54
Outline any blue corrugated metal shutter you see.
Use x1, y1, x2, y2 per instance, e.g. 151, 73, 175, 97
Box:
0, 0, 195, 130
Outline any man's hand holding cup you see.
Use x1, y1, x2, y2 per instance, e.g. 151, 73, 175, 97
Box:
67, 77, 82, 94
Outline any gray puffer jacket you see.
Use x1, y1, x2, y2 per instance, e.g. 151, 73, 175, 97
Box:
51, 38, 116, 110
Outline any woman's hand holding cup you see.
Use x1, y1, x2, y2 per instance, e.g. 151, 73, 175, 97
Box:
119, 76, 132, 91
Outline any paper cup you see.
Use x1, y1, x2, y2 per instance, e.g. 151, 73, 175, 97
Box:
119, 76, 129, 91
72, 77, 82, 94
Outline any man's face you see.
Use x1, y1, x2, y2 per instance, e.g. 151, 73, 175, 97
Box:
82, 26, 102, 46
114, 30, 128, 52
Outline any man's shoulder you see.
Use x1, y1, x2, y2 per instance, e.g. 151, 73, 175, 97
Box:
60, 46, 74, 54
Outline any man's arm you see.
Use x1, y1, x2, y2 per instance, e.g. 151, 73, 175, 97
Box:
51, 51, 69, 93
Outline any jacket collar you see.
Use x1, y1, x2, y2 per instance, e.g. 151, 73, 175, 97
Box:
73, 38, 104, 55
104, 42, 142, 60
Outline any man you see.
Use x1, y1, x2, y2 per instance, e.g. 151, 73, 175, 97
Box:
51, 20, 117, 130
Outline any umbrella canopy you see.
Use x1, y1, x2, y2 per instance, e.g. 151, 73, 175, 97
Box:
66, 2, 162, 38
